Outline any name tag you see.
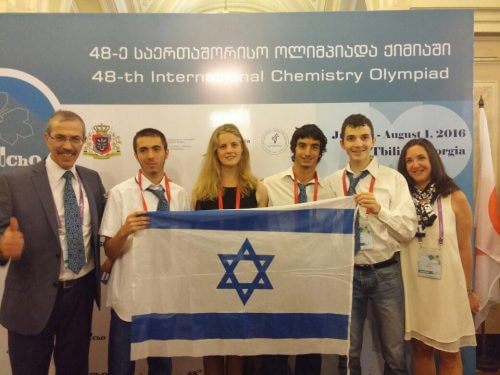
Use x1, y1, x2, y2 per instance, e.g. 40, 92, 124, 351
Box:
359, 216, 373, 251
58, 228, 69, 265
417, 247, 441, 279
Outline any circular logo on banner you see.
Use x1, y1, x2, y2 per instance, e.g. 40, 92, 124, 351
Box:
261, 128, 288, 155
371, 104, 472, 178
0, 69, 59, 169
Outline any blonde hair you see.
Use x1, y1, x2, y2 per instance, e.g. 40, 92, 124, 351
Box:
192, 124, 258, 202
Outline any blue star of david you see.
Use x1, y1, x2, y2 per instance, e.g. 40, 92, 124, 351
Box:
217, 238, 274, 305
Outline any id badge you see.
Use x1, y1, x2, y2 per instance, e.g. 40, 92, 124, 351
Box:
59, 228, 69, 265
417, 247, 442, 279
359, 216, 373, 251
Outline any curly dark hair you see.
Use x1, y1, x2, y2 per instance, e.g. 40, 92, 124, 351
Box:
397, 138, 458, 197
290, 124, 327, 163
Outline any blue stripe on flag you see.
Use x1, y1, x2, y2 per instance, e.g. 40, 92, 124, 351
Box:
131, 313, 348, 343
147, 208, 354, 234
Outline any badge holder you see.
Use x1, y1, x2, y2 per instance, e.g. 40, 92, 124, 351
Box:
359, 215, 374, 251
417, 247, 442, 279
416, 197, 444, 280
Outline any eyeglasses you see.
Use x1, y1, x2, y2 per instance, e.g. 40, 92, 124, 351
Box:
48, 135, 84, 144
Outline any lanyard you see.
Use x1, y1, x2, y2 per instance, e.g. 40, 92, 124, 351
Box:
342, 169, 376, 214
418, 196, 444, 246
56, 171, 84, 228
293, 173, 319, 204
137, 170, 171, 211
218, 186, 241, 209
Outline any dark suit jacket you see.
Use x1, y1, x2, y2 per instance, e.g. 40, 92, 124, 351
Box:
0, 161, 105, 335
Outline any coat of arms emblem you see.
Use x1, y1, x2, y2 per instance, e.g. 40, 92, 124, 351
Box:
84, 123, 121, 159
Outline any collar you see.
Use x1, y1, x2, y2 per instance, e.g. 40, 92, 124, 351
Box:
138, 172, 166, 191
345, 156, 379, 179
281, 167, 324, 186
45, 155, 78, 182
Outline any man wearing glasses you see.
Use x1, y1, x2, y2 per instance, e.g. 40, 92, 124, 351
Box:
0, 110, 106, 375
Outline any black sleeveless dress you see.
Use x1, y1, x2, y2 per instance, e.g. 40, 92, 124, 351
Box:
195, 187, 257, 210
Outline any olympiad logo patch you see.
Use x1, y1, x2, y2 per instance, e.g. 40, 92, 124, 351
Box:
261, 128, 288, 155
84, 123, 121, 159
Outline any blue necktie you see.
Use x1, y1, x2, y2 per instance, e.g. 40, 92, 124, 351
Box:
347, 170, 370, 254
147, 187, 169, 211
298, 183, 308, 203
63, 171, 85, 273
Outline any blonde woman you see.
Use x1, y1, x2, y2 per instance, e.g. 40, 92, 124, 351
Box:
192, 123, 268, 375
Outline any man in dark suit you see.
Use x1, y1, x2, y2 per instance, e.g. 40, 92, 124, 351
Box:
0, 110, 106, 375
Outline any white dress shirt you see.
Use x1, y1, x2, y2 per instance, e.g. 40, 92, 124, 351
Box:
99, 174, 190, 322
45, 156, 93, 280
263, 167, 334, 207
325, 157, 417, 265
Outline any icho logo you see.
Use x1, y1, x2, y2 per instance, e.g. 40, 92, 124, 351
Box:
0, 91, 45, 168
0, 146, 41, 167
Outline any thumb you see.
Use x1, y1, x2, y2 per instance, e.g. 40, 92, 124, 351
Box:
8, 217, 20, 232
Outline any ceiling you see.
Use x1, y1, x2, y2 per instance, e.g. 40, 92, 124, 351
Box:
0, 0, 498, 13
3, 0, 373, 13
1, 0, 500, 33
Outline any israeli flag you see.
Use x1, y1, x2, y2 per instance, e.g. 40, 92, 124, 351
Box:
130, 197, 355, 359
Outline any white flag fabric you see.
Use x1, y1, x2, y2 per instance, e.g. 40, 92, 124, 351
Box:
129, 197, 356, 359
474, 107, 500, 328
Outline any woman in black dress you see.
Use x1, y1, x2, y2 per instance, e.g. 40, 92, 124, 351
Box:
192, 123, 268, 375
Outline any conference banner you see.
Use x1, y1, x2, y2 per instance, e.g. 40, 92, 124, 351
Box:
0, 10, 473, 375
